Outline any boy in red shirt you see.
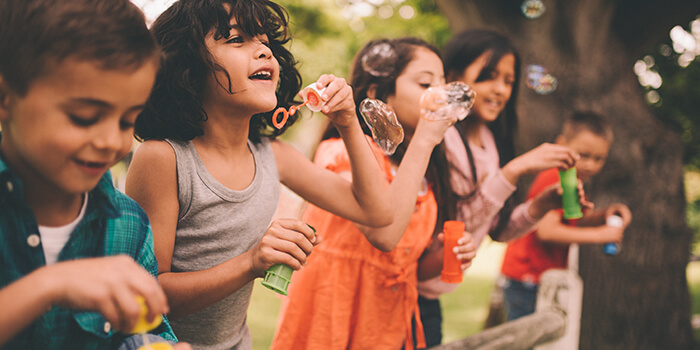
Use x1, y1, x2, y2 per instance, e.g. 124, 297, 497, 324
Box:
500, 112, 632, 320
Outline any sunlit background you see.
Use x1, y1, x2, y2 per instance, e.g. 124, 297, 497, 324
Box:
122, 1, 700, 348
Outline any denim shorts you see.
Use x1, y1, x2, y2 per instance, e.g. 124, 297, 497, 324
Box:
502, 277, 538, 321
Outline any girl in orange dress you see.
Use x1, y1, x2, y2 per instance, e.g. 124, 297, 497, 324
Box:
271, 38, 477, 350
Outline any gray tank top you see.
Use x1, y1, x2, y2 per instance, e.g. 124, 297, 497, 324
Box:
165, 138, 280, 350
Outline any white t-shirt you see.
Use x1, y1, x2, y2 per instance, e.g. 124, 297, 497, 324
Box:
38, 193, 88, 265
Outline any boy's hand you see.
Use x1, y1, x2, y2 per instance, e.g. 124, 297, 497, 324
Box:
249, 219, 320, 277
605, 203, 632, 227
46, 255, 169, 333
529, 180, 593, 219
310, 74, 356, 129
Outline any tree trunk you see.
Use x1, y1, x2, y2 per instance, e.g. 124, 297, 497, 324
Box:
434, 0, 700, 348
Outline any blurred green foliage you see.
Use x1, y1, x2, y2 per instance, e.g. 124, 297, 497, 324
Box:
278, 0, 451, 85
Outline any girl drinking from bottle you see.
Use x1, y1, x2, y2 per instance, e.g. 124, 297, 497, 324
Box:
125, 1, 393, 348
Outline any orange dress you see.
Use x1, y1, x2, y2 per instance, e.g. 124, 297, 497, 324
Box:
271, 138, 437, 350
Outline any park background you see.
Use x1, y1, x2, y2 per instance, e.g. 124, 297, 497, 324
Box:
118, 0, 700, 348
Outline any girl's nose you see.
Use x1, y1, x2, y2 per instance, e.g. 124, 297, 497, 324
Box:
254, 40, 272, 59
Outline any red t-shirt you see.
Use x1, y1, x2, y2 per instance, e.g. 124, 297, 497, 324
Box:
500, 168, 569, 284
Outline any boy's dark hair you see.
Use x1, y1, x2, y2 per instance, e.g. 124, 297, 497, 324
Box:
325, 37, 457, 236
135, 0, 302, 143
442, 29, 522, 239
0, 0, 158, 96
561, 111, 614, 143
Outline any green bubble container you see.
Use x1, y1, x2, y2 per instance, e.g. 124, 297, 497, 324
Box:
559, 168, 583, 220
261, 264, 294, 296
261, 224, 316, 295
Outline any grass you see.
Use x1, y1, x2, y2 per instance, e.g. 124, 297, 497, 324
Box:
249, 240, 700, 349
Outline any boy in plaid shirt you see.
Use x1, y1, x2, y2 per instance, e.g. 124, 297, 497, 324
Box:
0, 0, 190, 349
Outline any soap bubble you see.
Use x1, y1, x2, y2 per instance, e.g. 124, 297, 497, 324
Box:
359, 98, 404, 155
526, 64, 558, 95
521, 0, 545, 19
420, 82, 476, 121
361, 42, 398, 77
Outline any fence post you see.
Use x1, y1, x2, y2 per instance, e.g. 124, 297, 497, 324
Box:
430, 268, 573, 350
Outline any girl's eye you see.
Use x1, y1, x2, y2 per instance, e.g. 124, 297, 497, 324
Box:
419, 83, 431, 89
225, 36, 244, 44
69, 115, 98, 127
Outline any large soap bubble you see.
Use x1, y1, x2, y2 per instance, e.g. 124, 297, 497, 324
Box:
361, 42, 399, 77
359, 98, 404, 155
420, 82, 476, 121
526, 64, 558, 95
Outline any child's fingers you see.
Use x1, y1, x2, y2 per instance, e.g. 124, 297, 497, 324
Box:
321, 83, 352, 114
97, 297, 123, 333
274, 219, 317, 243
314, 74, 336, 90
113, 288, 141, 332
173, 343, 194, 350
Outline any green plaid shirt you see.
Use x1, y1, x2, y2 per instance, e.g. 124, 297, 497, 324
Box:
0, 154, 177, 349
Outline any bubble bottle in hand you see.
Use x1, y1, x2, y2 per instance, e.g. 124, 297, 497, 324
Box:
441, 220, 465, 284
130, 296, 173, 350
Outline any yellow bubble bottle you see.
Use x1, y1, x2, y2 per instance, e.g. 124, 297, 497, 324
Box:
132, 296, 173, 350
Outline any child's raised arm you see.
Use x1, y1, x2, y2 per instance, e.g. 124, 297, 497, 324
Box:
273, 74, 392, 228
349, 113, 455, 251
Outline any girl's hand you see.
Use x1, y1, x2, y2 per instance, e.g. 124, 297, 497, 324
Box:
437, 230, 477, 271
412, 113, 456, 149
310, 74, 356, 129
249, 219, 319, 277
502, 143, 580, 185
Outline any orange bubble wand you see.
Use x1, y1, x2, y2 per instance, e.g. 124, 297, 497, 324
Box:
271, 89, 322, 129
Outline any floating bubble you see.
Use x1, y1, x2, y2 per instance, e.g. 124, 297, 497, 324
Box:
526, 64, 557, 95
361, 42, 398, 77
359, 98, 404, 155
521, 0, 545, 19
420, 82, 476, 121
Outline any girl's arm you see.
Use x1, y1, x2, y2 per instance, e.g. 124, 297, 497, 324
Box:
126, 141, 316, 320
275, 74, 392, 228
501, 143, 579, 185
353, 116, 454, 251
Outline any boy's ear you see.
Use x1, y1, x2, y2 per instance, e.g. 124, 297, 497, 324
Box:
367, 84, 378, 99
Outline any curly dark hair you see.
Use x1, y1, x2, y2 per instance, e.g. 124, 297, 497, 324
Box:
135, 0, 302, 143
